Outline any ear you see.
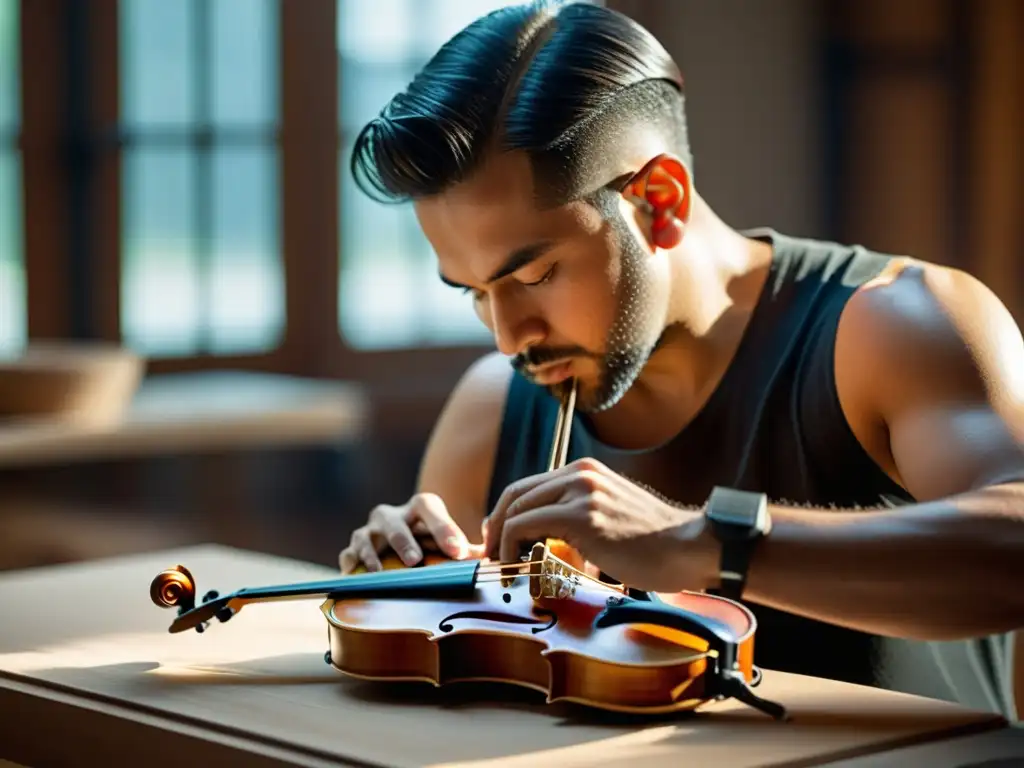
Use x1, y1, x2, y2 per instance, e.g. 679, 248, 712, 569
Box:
624, 154, 692, 250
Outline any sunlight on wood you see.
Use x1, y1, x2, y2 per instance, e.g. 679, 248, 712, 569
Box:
426, 725, 693, 768
0, 600, 324, 676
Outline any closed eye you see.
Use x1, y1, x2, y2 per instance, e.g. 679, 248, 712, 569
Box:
522, 264, 556, 287
461, 264, 556, 300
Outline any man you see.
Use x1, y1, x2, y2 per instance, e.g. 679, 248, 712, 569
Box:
338, 0, 1024, 713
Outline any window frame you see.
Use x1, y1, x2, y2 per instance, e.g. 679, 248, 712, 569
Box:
15, 0, 493, 437
10, 1, 647, 437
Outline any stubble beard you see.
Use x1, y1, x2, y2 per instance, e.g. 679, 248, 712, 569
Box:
510, 193, 666, 414
577, 218, 664, 414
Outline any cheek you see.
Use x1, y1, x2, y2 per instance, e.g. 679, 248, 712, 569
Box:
546, 265, 619, 343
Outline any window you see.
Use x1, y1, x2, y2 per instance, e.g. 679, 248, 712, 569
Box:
119, 0, 284, 357
336, 0, 513, 350
0, 0, 24, 356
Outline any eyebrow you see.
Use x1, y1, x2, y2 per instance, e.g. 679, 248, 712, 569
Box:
438, 241, 555, 290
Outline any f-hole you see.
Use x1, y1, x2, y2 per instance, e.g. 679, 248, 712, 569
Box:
438, 608, 557, 635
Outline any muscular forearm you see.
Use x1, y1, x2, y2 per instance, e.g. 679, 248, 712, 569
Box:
740, 482, 1024, 641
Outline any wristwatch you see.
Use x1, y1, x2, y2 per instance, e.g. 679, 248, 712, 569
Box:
703, 486, 771, 601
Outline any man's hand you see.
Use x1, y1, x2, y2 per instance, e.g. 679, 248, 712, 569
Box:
339, 493, 486, 573
483, 457, 717, 593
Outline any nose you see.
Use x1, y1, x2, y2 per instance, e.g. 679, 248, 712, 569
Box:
486, 293, 545, 358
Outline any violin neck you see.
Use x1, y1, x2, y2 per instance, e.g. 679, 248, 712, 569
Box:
234, 559, 482, 604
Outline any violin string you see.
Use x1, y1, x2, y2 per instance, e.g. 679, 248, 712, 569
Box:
476, 572, 623, 594
478, 558, 619, 591
348, 562, 620, 591
571, 566, 623, 591
476, 559, 546, 572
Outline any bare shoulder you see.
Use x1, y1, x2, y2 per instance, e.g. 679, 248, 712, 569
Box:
416, 351, 516, 541
839, 259, 1024, 404
835, 258, 1024, 451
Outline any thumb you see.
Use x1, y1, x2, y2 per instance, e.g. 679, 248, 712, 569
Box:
462, 518, 490, 560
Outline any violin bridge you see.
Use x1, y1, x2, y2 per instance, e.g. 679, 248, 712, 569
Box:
528, 542, 580, 601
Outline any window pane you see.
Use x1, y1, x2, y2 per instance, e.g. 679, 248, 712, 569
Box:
337, 0, 515, 349
212, 0, 278, 126
337, 0, 417, 64
0, 1, 22, 357
0, 0, 18, 131
339, 60, 416, 131
418, 0, 516, 57
208, 146, 284, 354
121, 0, 196, 128
416, 245, 491, 344
0, 151, 25, 357
121, 148, 202, 356
338, 140, 490, 350
338, 138, 420, 349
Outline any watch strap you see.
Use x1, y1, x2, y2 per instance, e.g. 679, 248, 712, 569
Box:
718, 537, 758, 601
705, 487, 769, 601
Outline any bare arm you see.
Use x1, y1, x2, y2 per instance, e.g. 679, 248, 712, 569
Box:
415, 351, 514, 545
742, 263, 1024, 640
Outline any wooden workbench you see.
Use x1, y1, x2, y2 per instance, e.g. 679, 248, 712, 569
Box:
0, 545, 1021, 767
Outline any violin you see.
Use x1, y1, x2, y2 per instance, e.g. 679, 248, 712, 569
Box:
149, 537, 787, 720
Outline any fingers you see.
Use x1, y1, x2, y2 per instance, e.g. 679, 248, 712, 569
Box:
339, 526, 383, 573
378, 511, 423, 566
408, 493, 475, 560
338, 493, 486, 574
485, 473, 575, 558
357, 542, 383, 572
486, 471, 562, 555
498, 507, 574, 564
338, 547, 358, 574
486, 460, 607, 558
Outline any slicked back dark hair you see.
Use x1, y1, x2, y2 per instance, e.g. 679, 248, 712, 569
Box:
349, 0, 690, 209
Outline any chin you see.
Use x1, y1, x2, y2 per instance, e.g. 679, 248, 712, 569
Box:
571, 378, 626, 415
579, 357, 650, 414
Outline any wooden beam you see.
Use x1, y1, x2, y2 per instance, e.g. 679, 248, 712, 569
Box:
20, 0, 71, 339
279, 0, 341, 376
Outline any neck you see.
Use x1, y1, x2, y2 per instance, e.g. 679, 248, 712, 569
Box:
665, 194, 771, 336
587, 195, 773, 449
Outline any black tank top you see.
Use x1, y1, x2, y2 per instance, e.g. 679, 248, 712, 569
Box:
485, 228, 915, 689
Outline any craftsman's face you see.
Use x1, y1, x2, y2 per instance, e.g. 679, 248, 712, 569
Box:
414, 151, 670, 413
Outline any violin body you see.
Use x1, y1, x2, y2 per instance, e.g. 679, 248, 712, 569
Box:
150, 541, 785, 719
325, 555, 752, 714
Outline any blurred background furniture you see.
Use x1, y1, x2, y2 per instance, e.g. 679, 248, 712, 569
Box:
0, 344, 368, 571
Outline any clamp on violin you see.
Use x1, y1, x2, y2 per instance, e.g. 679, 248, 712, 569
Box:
594, 591, 788, 720
149, 541, 788, 721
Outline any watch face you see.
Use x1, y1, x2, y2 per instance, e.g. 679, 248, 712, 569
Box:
708, 488, 768, 529
712, 505, 757, 526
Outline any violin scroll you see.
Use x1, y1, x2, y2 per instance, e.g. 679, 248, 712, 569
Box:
150, 565, 237, 633
150, 565, 197, 612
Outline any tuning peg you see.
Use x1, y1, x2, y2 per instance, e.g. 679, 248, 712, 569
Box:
215, 606, 235, 623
